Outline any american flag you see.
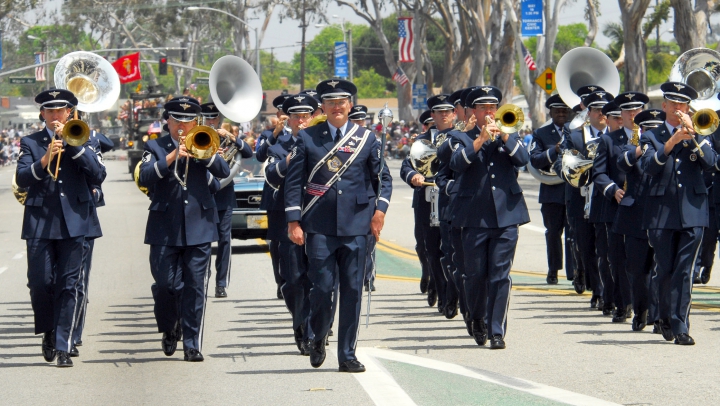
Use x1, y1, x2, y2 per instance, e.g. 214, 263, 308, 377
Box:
392, 67, 409, 87
398, 17, 414, 63
34, 52, 46, 81
520, 42, 536, 71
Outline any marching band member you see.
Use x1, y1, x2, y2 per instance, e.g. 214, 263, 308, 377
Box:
257, 94, 292, 299
528, 95, 572, 286
17, 89, 105, 367
450, 86, 530, 349
593, 92, 647, 323
285, 79, 392, 372
602, 102, 623, 133
698, 105, 720, 285
349, 105, 368, 128
614, 109, 664, 331
139, 97, 230, 361
639, 82, 717, 345
200, 102, 253, 298
265, 94, 317, 354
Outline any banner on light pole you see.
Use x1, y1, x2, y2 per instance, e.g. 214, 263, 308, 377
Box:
334, 41, 348, 78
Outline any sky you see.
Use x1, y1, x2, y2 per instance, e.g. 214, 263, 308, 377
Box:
24, 1, 709, 63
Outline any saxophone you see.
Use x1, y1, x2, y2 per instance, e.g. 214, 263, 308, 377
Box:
623, 124, 640, 191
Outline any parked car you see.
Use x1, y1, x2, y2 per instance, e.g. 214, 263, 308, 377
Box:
231, 153, 268, 240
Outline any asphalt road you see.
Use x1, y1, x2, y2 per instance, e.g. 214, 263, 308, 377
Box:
1, 155, 720, 405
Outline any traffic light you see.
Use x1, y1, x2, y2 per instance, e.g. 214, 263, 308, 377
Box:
544, 71, 553, 91
261, 92, 267, 111
327, 51, 334, 68
159, 57, 168, 75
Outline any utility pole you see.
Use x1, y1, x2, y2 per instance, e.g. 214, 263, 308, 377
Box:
348, 29, 353, 82
300, 0, 308, 90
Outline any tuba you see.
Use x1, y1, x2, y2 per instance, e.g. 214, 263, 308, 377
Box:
208, 55, 263, 184
556, 47, 620, 129
527, 122, 564, 185
669, 48, 720, 111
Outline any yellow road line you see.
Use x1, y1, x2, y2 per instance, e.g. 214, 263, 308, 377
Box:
377, 239, 417, 255
376, 243, 418, 261
256, 238, 271, 258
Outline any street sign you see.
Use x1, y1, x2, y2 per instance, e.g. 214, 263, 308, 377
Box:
534, 68, 555, 95
196, 77, 209, 85
412, 83, 427, 111
521, 0, 544, 37
9, 77, 36, 84
334, 42, 348, 78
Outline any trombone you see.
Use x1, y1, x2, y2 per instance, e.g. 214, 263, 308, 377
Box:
172, 123, 221, 188
47, 109, 90, 181
674, 108, 719, 158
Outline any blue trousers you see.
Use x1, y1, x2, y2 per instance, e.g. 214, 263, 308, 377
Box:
462, 226, 518, 338
415, 199, 446, 306
624, 235, 655, 317
279, 240, 311, 338
575, 218, 602, 296
305, 233, 366, 363
647, 228, 702, 335
541, 203, 568, 277
150, 243, 211, 351
604, 223, 631, 310
439, 221, 459, 306
451, 226, 467, 316
214, 209, 233, 288
72, 239, 95, 345
364, 234, 376, 285
26, 237, 84, 353
269, 240, 283, 285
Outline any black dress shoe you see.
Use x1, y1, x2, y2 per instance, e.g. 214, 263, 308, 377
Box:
75, 340, 82, 347
612, 307, 627, 323
589, 295, 598, 309
276, 284, 284, 299
674, 333, 695, 345
652, 321, 661, 334
489, 335, 506, 349
444, 299, 458, 319
328, 329, 334, 337
294, 326, 305, 353
42, 331, 57, 362
573, 271, 586, 294
301, 340, 311, 356
184, 348, 204, 362
596, 298, 605, 311
338, 359, 366, 373
364, 281, 376, 292
624, 305, 633, 319
465, 318, 473, 337
701, 267, 712, 284
56, 351, 73, 367
420, 277, 429, 293
427, 287, 438, 307
546, 269, 558, 285
162, 330, 178, 356
602, 304, 615, 316
632, 310, 648, 331
69, 345, 79, 357
693, 273, 702, 284
437, 297, 445, 314
472, 319, 488, 346
659, 319, 675, 341
215, 286, 227, 298
309, 340, 326, 368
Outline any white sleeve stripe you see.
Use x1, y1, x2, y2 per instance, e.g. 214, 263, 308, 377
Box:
276, 163, 285, 178
239, 139, 245, 150
154, 161, 163, 178
624, 151, 631, 167
715, 162, 720, 171
700, 139, 710, 148
603, 183, 614, 195
31, 164, 41, 180
285, 206, 301, 212
206, 153, 217, 168
378, 197, 390, 204
208, 174, 214, 185
508, 142, 520, 157
654, 151, 665, 166
71, 147, 85, 159
404, 170, 416, 183
445, 179, 454, 195
545, 149, 552, 164
461, 148, 471, 164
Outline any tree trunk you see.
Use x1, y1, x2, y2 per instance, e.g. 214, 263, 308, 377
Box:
234, 0, 248, 60
619, 0, 651, 93
671, 0, 710, 52
490, 4, 517, 101
583, 0, 599, 47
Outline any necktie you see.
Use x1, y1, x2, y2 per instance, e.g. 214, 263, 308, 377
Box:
335, 128, 342, 143
596, 130, 603, 137
672, 127, 678, 135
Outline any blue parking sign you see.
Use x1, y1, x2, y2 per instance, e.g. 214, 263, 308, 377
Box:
334, 42, 348, 78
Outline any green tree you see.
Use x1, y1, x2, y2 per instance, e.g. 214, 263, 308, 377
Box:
354, 68, 390, 98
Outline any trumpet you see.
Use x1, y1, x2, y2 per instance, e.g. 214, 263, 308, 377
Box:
172, 124, 221, 187
482, 104, 525, 141
48, 110, 90, 181
674, 109, 719, 158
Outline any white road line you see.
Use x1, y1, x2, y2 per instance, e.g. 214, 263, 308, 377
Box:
12, 252, 23, 260
349, 348, 417, 406
521, 224, 546, 233
359, 347, 621, 406
0, 267, 7, 275
403, 196, 413, 200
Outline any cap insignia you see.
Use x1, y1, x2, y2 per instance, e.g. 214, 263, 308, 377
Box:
588, 86, 597, 92
179, 103, 191, 110
294, 96, 305, 102
49, 91, 60, 98
673, 84, 685, 91
481, 87, 492, 93
328, 80, 339, 88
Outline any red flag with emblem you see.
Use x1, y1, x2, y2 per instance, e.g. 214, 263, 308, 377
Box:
111, 52, 142, 84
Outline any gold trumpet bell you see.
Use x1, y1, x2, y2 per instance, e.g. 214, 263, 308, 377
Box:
63, 118, 90, 146
184, 125, 220, 159
692, 108, 720, 135
495, 104, 525, 134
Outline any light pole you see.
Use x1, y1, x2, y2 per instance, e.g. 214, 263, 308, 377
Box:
186, 6, 260, 81
315, 17, 353, 82
27, 34, 49, 90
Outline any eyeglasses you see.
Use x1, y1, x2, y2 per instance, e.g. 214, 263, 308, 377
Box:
290, 113, 311, 120
323, 99, 349, 108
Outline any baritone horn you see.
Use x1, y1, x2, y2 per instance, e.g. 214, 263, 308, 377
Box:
208, 55, 264, 186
